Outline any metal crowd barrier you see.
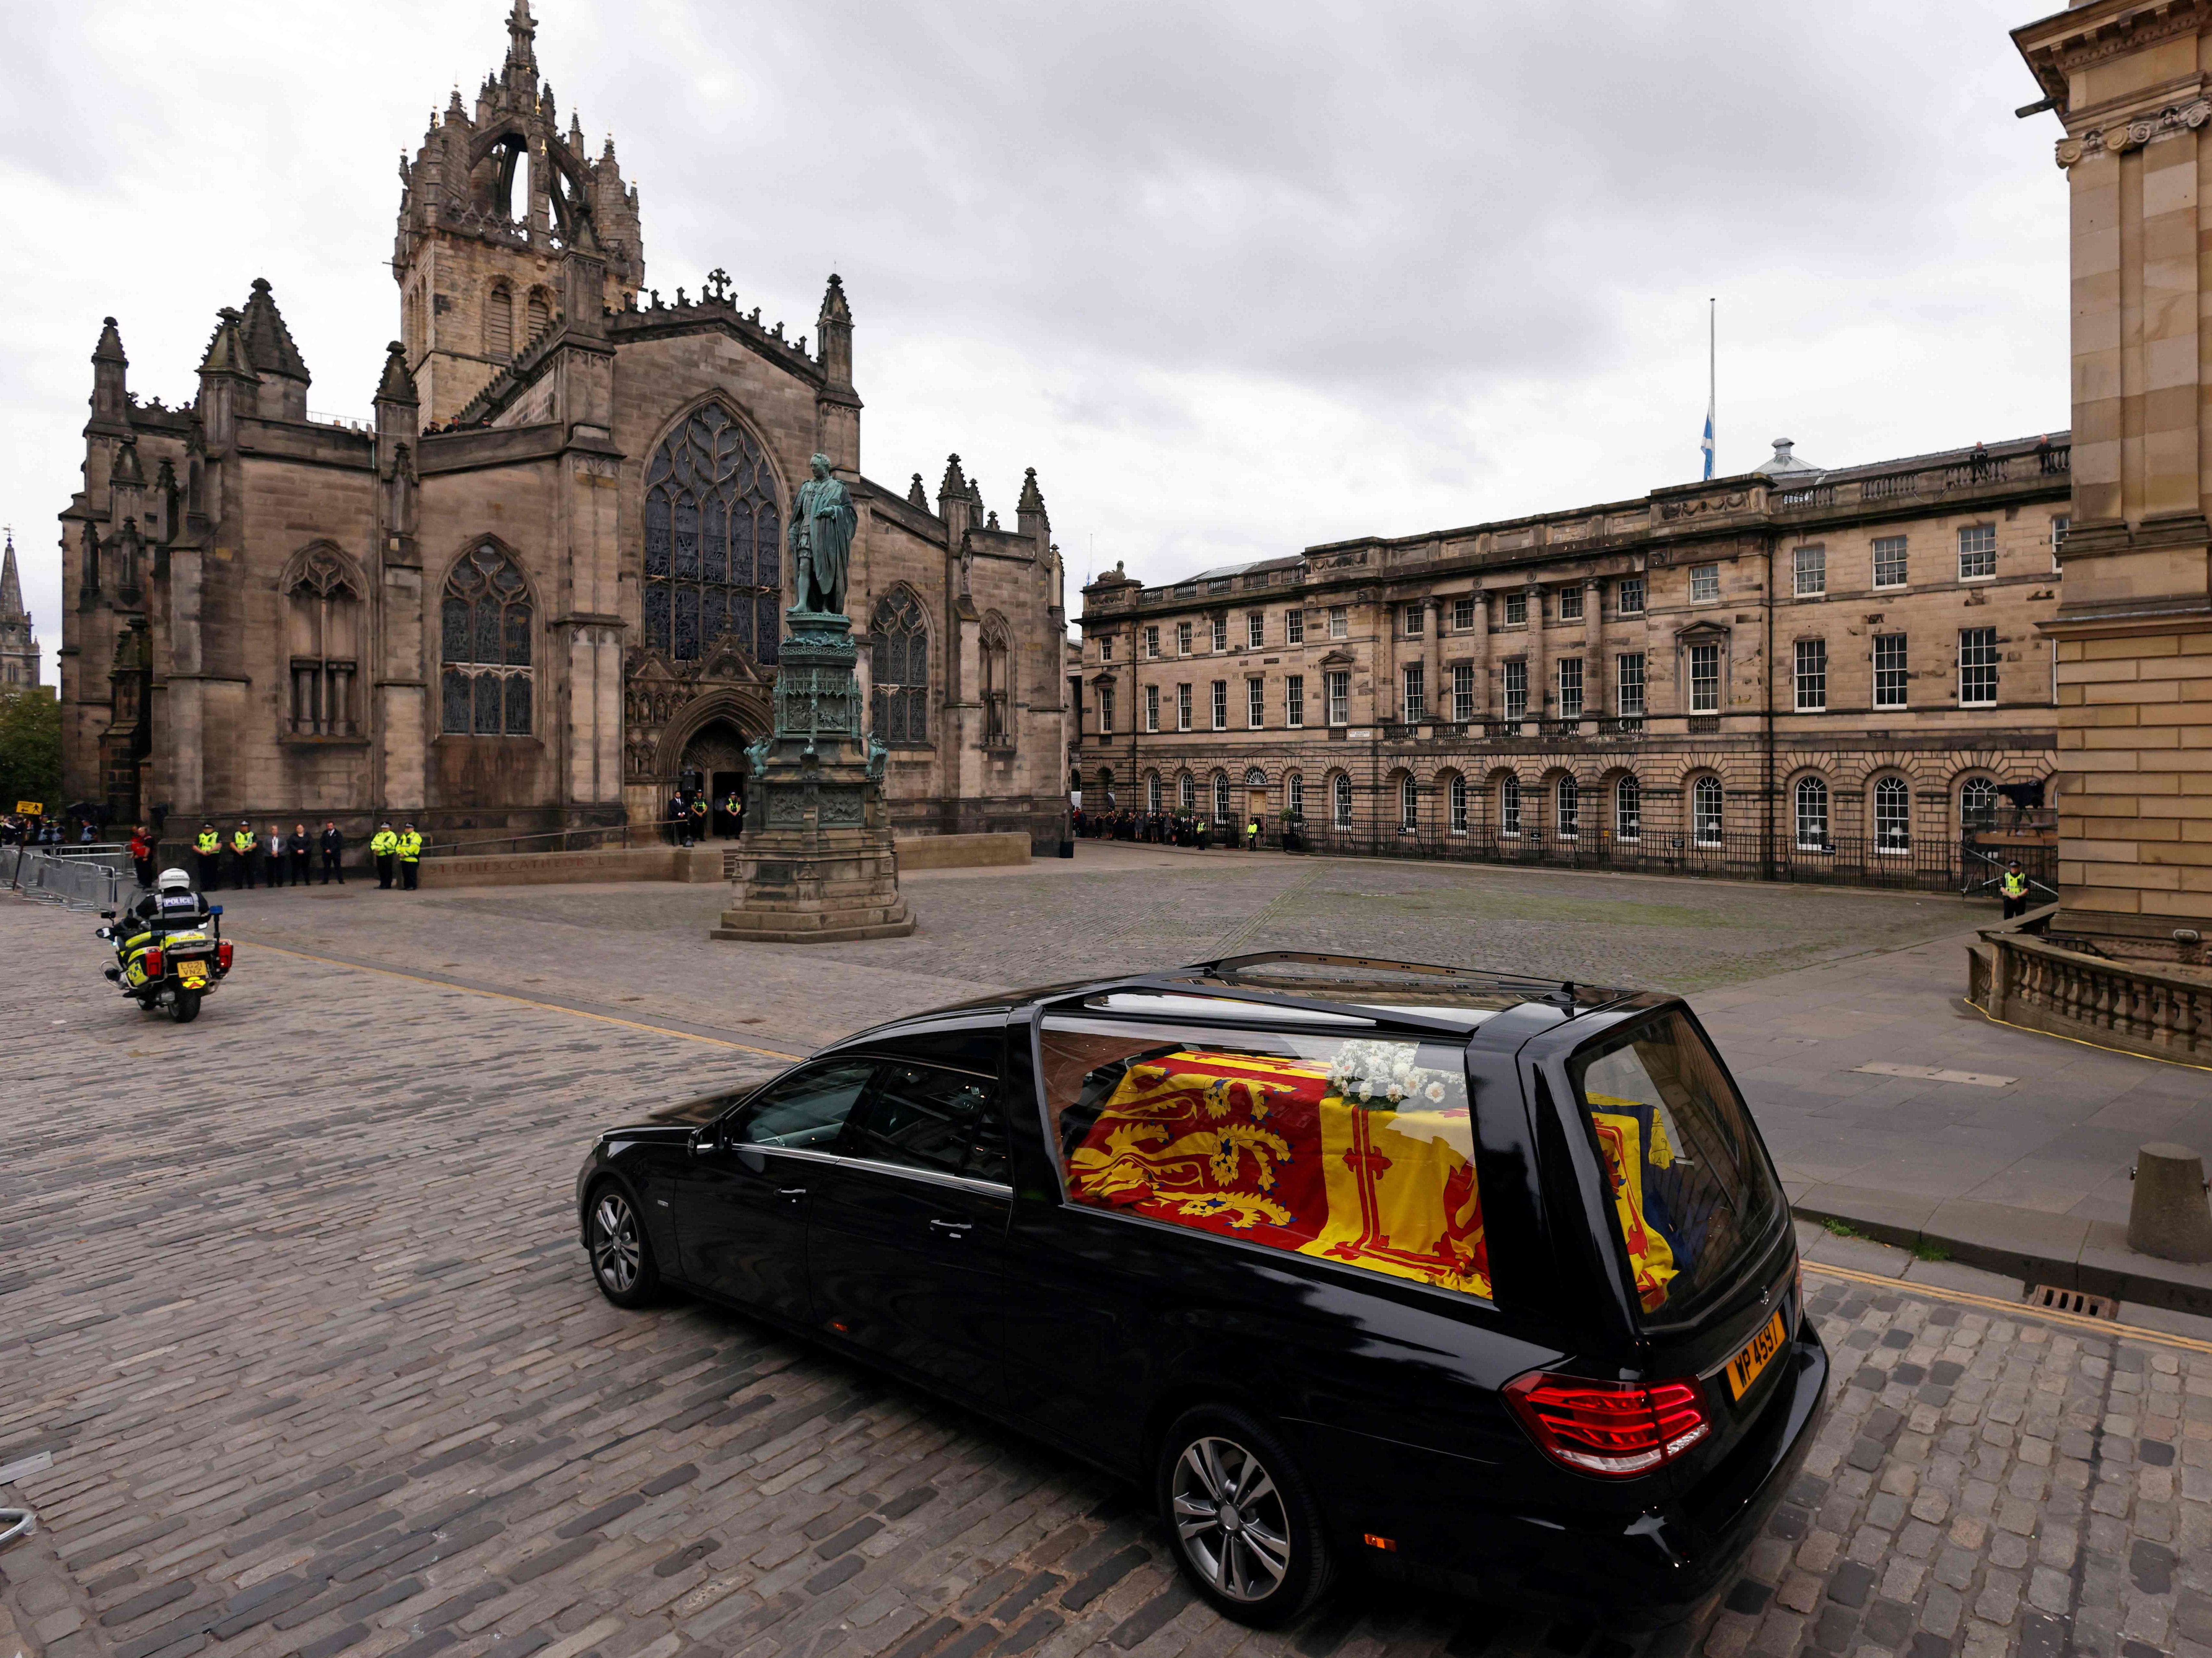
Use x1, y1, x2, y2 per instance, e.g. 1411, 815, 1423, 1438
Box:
6, 847, 134, 911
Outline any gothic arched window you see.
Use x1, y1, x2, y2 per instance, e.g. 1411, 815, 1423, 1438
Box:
526, 287, 554, 343
286, 549, 361, 737
441, 543, 533, 736
871, 590, 929, 743
485, 285, 514, 362
643, 404, 783, 665
980, 615, 1012, 748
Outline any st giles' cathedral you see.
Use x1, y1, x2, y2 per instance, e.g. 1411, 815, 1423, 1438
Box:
57, 0, 1070, 848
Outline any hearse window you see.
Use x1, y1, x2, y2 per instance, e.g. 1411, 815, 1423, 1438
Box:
1568, 1010, 1783, 1324
847, 1063, 1006, 1185
727, 1059, 876, 1151
1037, 1017, 1489, 1300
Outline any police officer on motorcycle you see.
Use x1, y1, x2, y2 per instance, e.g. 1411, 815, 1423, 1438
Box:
128, 867, 212, 936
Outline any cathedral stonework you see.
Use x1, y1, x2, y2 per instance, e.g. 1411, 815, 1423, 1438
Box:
57, 0, 1069, 851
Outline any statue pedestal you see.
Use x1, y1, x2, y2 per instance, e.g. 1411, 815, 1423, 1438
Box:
713, 611, 914, 944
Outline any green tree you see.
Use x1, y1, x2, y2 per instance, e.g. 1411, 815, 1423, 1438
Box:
0, 687, 62, 810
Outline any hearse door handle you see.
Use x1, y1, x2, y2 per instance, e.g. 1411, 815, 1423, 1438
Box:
928, 1218, 972, 1238
777, 1187, 807, 1203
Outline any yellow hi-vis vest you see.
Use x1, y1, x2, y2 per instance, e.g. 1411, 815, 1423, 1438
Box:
232, 831, 256, 853
195, 831, 219, 853
398, 831, 424, 861
371, 830, 398, 855
2001, 871, 2028, 900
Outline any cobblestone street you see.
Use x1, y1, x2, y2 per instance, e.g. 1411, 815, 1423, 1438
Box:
6, 882, 2212, 1658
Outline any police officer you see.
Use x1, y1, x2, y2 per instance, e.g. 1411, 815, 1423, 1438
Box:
398, 822, 424, 890
319, 820, 345, 884
689, 794, 709, 844
371, 821, 399, 889
722, 790, 744, 839
194, 822, 221, 890
231, 820, 259, 889
2001, 860, 2031, 921
290, 822, 313, 887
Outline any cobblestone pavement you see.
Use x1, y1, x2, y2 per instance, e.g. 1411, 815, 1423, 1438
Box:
6, 892, 2212, 1658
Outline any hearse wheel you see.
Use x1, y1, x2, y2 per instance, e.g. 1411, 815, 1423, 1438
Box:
1157, 1404, 1332, 1627
586, 1181, 661, 1308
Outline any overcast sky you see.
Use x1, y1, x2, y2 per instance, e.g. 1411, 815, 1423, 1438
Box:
0, 0, 2068, 680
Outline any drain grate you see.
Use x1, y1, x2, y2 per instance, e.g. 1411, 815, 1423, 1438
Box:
2025, 1282, 2118, 1319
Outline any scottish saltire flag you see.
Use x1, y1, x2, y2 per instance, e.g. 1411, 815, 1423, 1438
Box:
1700, 401, 1715, 480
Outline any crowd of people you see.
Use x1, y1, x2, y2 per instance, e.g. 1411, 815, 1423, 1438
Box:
666, 784, 745, 847
178, 820, 424, 892
2, 815, 98, 848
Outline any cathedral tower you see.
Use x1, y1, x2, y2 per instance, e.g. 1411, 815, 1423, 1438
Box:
0, 531, 41, 689
392, 0, 645, 423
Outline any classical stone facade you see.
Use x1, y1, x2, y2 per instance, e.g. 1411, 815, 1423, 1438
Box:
57, 0, 1068, 851
0, 534, 39, 689
2013, 1, 2212, 945
1075, 435, 2067, 880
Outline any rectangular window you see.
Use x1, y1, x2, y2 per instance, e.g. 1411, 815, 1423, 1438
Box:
1286, 609, 1305, 645
1100, 637, 1114, 661
1958, 524, 1997, 580
1176, 683, 1192, 731
1560, 586, 1584, 622
1327, 606, 1348, 640
1403, 603, 1424, 637
1794, 638, 1827, 711
1618, 576, 1645, 615
1098, 686, 1114, 735
1144, 625, 1160, 658
1558, 656, 1583, 719
1690, 642, 1720, 712
1873, 635, 1907, 710
1211, 680, 1228, 730
1616, 652, 1646, 717
1504, 592, 1528, 626
1286, 674, 1305, 728
1792, 544, 1825, 597
1452, 662, 1475, 723
1247, 678, 1264, 729
2050, 515, 2068, 575
1872, 535, 1907, 590
1959, 627, 1998, 706
1037, 1019, 1489, 1298
1144, 684, 1160, 732
1403, 664, 1425, 721
1452, 595, 1477, 632
1690, 564, 1720, 602
1247, 612, 1265, 650
1176, 621, 1192, 655
1211, 615, 1229, 652
1504, 659, 1528, 721
1325, 670, 1349, 726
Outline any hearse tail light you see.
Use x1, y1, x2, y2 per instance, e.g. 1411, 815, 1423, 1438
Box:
1503, 1371, 1711, 1478
143, 947, 164, 978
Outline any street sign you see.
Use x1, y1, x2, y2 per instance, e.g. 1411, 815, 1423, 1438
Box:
14, 801, 42, 816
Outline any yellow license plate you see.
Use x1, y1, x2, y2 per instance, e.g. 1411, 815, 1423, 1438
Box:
1725, 1309, 1788, 1400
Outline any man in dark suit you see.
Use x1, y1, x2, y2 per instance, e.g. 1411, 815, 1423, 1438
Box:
320, 821, 345, 884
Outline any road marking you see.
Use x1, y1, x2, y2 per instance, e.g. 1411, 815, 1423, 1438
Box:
237, 939, 806, 1061
1852, 1060, 2016, 1087
1964, 997, 2212, 1073
1805, 1260, 2212, 1356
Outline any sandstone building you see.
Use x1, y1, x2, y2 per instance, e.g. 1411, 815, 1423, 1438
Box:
0, 535, 39, 690
57, 0, 1069, 849
1074, 434, 2067, 881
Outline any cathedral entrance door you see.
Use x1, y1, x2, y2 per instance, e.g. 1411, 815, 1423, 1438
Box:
680, 718, 751, 840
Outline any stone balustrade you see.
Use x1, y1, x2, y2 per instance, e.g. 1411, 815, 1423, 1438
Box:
1973, 927, 2212, 1063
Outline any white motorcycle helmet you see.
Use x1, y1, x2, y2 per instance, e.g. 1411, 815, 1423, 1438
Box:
157, 867, 194, 892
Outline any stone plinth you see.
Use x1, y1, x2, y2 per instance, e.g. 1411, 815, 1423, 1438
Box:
713, 610, 914, 943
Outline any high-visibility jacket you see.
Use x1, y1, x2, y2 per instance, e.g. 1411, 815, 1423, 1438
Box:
231, 831, 256, 854
370, 830, 399, 856
2001, 871, 2028, 900
195, 831, 220, 854
397, 831, 424, 861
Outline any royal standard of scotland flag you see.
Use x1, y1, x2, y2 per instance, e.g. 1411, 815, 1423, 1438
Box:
1700, 401, 1715, 480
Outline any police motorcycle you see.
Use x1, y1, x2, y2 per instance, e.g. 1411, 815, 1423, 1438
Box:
96, 867, 234, 1023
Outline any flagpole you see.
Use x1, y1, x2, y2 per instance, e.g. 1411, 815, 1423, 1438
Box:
1707, 297, 1716, 479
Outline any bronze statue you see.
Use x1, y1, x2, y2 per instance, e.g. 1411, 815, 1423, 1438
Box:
788, 452, 856, 615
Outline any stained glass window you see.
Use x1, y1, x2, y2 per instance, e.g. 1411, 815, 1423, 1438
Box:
441, 543, 533, 735
642, 405, 783, 665
871, 590, 930, 744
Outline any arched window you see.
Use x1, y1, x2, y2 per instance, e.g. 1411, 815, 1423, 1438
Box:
1794, 776, 1831, 851
1286, 773, 1304, 818
980, 615, 1012, 747
871, 590, 930, 743
286, 549, 361, 737
1692, 775, 1723, 846
526, 288, 553, 343
1146, 771, 1162, 813
1500, 775, 1522, 837
1448, 773, 1468, 834
441, 543, 532, 735
1616, 775, 1641, 841
1556, 776, 1579, 840
1245, 767, 1267, 788
1178, 772, 1195, 812
1399, 774, 1418, 832
1213, 771, 1230, 821
1874, 776, 1911, 853
1960, 776, 1998, 830
643, 404, 783, 664
1097, 767, 1115, 794
485, 285, 514, 362
1332, 773, 1353, 829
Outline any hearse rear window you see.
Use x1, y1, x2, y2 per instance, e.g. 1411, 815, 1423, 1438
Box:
1568, 1010, 1783, 1325
1038, 1016, 1490, 1300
